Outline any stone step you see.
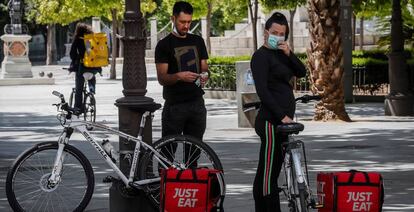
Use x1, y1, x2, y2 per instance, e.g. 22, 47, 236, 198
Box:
210, 48, 253, 57
224, 30, 247, 38
210, 37, 253, 49
234, 23, 249, 31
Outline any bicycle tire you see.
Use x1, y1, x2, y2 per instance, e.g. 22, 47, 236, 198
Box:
84, 93, 96, 129
69, 88, 75, 108
138, 135, 224, 209
6, 142, 95, 212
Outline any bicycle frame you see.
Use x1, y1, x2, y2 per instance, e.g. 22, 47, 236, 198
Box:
49, 111, 173, 188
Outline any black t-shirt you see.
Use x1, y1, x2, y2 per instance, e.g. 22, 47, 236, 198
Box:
155, 33, 209, 103
251, 46, 307, 123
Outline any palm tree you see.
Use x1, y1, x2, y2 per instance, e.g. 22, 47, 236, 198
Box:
307, 0, 351, 121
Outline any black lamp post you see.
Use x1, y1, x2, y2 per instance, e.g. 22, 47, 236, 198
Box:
111, 0, 160, 211
385, 0, 414, 116
340, 0, 354, 103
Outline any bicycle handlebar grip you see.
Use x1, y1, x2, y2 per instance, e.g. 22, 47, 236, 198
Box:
242, 102, 261, 110
52, 91, 66, 103
312, 95, 322, 101
52, 91, 63, 98
295, 95, 321, 103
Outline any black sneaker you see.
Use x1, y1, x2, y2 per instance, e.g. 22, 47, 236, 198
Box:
73, 107, 84, 115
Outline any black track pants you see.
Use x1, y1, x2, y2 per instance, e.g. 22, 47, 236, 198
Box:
253, 115, 287, 212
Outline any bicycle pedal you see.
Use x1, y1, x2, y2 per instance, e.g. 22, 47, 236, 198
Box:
313, 203, 324, 209
277, 187, 283, 193
129, 182, 143, 190
102, 176, 116, 183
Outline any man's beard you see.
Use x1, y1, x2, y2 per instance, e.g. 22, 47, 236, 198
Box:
173, 24, 186, 36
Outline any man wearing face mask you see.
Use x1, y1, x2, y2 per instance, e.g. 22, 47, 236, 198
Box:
250, 12, 307, 212
155, 1, 209, 164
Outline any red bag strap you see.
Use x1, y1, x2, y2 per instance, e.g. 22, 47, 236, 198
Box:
176, 168, 198, 181
348, 170, 370, 183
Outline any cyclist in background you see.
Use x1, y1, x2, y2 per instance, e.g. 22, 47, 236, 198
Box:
250, 12, 307, 212
69, 23, 96, 113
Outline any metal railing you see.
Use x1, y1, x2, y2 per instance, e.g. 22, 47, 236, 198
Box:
352, 67, 389, 95
204, 65, 392, 96
293, 68, 390, 95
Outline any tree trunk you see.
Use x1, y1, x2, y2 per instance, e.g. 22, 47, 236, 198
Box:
307, 0, 351, 121
359, 17, 364, 50
46, 24, 57, 65
110, 8, 118, 80
206, 1, 212, 54
248, 0, 258, 51
352, 13, 356, 50
289, 8, 296, 52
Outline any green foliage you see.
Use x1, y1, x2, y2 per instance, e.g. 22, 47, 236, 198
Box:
0, 0, 9, 34
352, 57, 388, 66
206, 64, 237, 90
352, 0, 391, 19
24, 0, 156, 25
374, 2, 414, 49
208, 55, 251, 64
205, 56, 250, 90
211, 0, 247, 36
152, 0, 246, 36
352, 49, 389, 60
260, 0, 306, 12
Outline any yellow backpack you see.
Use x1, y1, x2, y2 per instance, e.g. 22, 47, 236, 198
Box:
83, 33, 109, 68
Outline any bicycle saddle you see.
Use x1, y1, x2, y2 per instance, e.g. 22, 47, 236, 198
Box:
276, 122, 304, 134
83, 72, 94, 80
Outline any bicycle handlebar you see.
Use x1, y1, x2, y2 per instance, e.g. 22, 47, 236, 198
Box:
52, 91, 65, 103
242, 94, 321, 112
294, 94, 321, 103
52, 91, 78, 114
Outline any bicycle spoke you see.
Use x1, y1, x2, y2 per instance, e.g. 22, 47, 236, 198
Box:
7, 145, 93, 212
139, 135, 224, 209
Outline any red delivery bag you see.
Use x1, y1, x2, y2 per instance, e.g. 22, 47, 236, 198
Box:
317, 170, 384, 212
160, 167, 224, 212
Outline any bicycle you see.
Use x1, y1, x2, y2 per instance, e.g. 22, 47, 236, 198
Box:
243, 94, 323, 212
66, 68, 97, 126
6, 91, 226, 212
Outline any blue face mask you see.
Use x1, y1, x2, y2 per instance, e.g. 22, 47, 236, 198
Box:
267, 34, 285, 50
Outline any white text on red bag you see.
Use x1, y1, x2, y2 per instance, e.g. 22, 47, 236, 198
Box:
160, 167, 223, 212
317, 170, 384, 212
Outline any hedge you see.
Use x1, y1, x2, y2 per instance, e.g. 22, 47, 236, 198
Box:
205, 56, 251, 90
206, 50, 413, 91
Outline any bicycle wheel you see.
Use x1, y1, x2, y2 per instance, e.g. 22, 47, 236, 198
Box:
138, 135, 224, 209
6, 142, 95, 212
84, 93, 96, 129
68, 88, 76, 108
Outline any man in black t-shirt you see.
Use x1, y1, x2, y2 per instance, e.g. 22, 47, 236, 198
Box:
155, 1, 209, 149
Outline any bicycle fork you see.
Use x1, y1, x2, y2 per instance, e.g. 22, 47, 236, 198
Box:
48, 128, 73, 185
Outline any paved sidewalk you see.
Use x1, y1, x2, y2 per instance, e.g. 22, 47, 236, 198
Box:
1, 64, 414, 211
